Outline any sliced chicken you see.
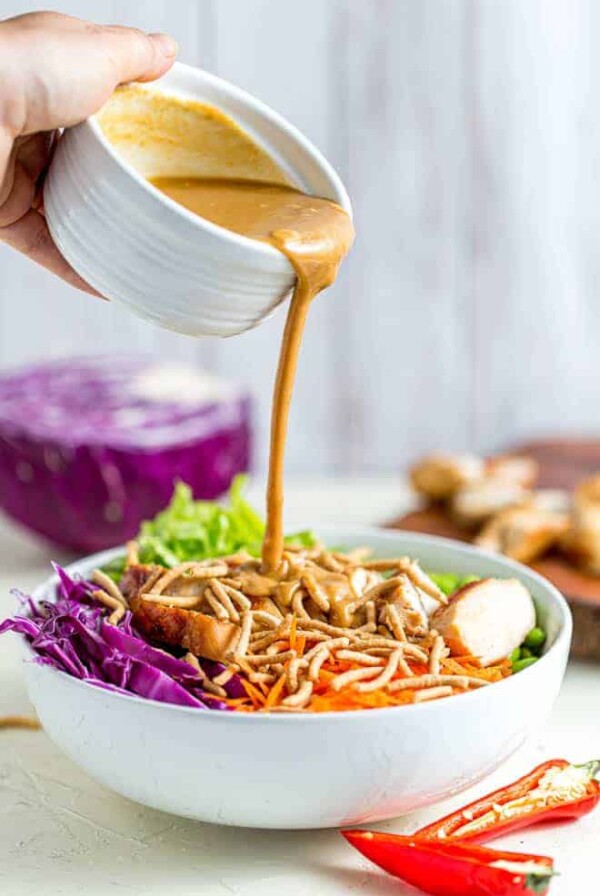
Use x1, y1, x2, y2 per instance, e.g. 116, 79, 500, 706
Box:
386, 574, 429, 636
560, 474, 600, 574
120, 563, 159, 600
450, 479, 529, 529
410, 453, 484, 501
431, 578, 536, 667
475, 505, 569, 564
393, 561, 446, 618
531, 489, 571, 514
485, 455, 539, 489
560, 504, 600, 575
574, 473, 600, 506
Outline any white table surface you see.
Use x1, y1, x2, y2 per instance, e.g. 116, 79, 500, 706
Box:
1, 477, 599, 896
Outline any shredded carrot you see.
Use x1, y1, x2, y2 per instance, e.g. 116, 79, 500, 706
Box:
443, 656, 512, 681
264, 672, 288, 709
318, 669, 337, 682
240, 678, 266, 707
223, 642, 513, 714
450, 654, 483, 667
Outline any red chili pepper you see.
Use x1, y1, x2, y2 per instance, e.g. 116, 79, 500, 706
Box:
415, 758, 600, 843
343, 830, 555, 896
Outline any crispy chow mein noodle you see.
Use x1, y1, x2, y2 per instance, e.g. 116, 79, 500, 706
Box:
0, 715, 41, 730
75, 541, 515, 713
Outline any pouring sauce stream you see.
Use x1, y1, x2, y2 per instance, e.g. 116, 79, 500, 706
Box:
151, 176, 354, 571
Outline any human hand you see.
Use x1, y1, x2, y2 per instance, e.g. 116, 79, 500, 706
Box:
0, 11, 178, 293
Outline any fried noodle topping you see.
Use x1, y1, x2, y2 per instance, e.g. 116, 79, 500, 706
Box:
97, 543, 513, 712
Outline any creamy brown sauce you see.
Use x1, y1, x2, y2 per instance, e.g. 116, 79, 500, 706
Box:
151, 175, 354, 571
97, 86, 288, 184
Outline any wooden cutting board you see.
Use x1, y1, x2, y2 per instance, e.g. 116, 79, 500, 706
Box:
387, 438, 600, 660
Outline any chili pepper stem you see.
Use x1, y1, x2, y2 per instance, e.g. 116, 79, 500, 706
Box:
576, 759, 600, 779
525, 870, 558, 895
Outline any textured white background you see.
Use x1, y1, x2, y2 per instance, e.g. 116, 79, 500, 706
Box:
2, 0, 600, 474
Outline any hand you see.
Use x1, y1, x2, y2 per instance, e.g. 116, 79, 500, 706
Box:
0, 11, 178, 294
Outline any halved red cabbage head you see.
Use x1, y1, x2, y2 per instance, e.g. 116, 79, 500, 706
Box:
0, 357, 251, 552
0, 565, 242, 710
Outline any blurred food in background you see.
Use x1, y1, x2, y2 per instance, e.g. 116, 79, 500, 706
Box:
0, 357, 251, 553
409, 451, 600, 573
389, 441, 600, 661
561, 475, 600, 576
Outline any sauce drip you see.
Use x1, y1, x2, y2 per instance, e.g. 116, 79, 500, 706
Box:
151, 177, 354, 570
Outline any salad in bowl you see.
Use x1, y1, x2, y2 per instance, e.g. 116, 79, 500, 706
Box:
3, 479, 551, 715
1, 480, 571, 828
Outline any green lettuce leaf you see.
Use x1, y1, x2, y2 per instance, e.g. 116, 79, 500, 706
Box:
102, 476, 317, 579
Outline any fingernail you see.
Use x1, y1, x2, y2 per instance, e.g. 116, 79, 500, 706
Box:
149, 32, 178, 58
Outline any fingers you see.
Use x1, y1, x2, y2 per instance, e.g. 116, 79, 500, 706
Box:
89, 24, 178, 86
0, 14, 179, 135
0, 12, 178, 298
3, 13, 178, 83
0, 208, 101, 296
17, 131, 55, 181
0, 160, 35, 227
0, 133, 55, 225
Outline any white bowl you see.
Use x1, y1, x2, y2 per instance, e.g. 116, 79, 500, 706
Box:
44, 63, 351, 338
21, 528, 571, 830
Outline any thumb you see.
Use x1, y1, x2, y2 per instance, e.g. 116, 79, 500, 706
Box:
100, 26, 178, 85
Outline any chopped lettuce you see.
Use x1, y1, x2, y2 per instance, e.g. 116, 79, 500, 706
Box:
139, 475, 265, 564
102, 476, 317, 579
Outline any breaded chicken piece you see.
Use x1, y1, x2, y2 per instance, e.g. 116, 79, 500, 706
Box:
475, 504, 569, 564
530, 489, 571, 514
450, 479, 529, 529
560, 475, 600, 575
410, 453, 484, 501
485, 456, 539, 489
431, 578, 536, 667
574, 474, 600, 506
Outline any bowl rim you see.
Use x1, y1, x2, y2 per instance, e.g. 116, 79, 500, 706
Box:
84, 61, 352, 265
18, 527, 572, 724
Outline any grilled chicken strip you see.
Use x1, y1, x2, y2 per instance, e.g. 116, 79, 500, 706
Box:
129, 595, 241, 663
121, 563, 242, 662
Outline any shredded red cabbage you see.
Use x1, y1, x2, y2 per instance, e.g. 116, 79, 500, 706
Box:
0, 565, 244, 711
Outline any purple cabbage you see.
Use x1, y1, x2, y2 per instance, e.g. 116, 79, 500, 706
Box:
0, 356, 251, 552
0, 566, 245, 711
